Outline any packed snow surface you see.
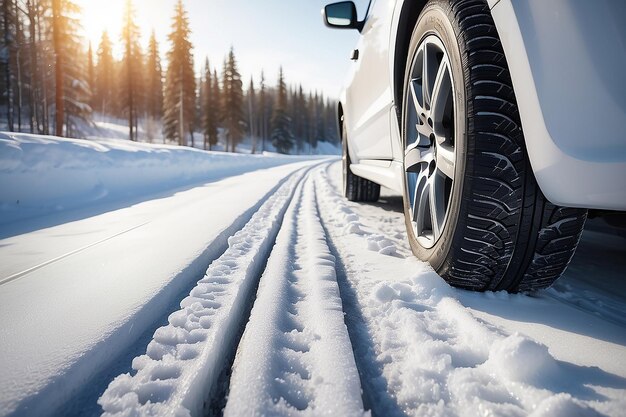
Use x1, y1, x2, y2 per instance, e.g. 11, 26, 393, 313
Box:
224, 175, 364, 416
0, 132, 325, 416
1, 133, 625, 417
99, 167, 309, 416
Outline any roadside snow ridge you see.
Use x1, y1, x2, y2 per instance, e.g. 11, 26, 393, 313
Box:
98, 166, 309, 417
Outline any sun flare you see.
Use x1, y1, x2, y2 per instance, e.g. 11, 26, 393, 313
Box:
77, 0, 171, 55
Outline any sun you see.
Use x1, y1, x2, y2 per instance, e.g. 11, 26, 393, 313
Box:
77, 0, 172, 56
78, 0, 125, 51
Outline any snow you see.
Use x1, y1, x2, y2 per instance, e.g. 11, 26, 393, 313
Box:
224, 173, 364, 416
0, 132, 326, 416
315, 162, 626, 417
99, 165, 309, 417
0, 132, 304, 233
1, 132, 625, 417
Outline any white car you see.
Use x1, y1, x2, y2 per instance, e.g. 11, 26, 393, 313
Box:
323, 0, 626, 292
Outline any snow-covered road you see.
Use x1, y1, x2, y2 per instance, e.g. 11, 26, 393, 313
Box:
1, 134, 625, 417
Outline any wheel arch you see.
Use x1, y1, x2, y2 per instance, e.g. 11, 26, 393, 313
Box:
337, 101, 344, 141
392, 0, 428, 125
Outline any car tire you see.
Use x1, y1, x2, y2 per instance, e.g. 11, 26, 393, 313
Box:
342, 125, 380, 202
400, 0, 587, 292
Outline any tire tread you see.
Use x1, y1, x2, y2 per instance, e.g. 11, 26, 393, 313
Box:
435, 0, 586, 291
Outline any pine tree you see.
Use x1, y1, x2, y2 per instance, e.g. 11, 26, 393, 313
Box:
146, 29, 163, 120
163, 0, 196, 145
196, 66, 203, 146
87, 41, 94, 109
270, 67, 293, 154
258, 70, 267, 152
202, 58, 218, 150
220, 47, 244, 152
26, 0, 40, 132
315, 93, 326, 148
95, 31, 114, 115
50, 0, 92, 137
289, 85, 307, 152
13, 0, 25, 132
2, 0, 15, 131
37, 0, 53, 134
247, 77, 257, 153
120, 0, 142, 141
51, 0, 64, 135
212, 68, 220, 146
295, 85, 307, 152
308, 91, 318, 150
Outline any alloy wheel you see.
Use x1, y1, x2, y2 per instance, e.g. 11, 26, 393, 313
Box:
405, 35, 456, 249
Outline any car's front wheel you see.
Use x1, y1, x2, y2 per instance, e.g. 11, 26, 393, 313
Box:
401, 0, 587, 292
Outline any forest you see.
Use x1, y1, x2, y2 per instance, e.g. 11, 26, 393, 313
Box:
0, 0, 340, 154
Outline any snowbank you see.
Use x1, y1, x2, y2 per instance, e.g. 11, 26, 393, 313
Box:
0, 132, 310, 231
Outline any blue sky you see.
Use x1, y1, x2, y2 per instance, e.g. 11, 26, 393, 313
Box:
81, 0, 371, 98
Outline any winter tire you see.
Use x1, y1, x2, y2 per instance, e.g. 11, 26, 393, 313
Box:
342, 125, 380, 202
401, 0, 587, 292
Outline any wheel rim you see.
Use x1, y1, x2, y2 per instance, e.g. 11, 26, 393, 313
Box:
405, 35, 456, 249
342, 134, 348, 195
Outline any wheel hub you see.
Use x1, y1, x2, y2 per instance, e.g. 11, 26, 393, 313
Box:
404, 35, 456, 249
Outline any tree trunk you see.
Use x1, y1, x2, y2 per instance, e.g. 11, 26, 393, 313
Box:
14, 0, 23, 132
248, 93, 255, 154
36, 5, 48, 134
52, 0, 64, 137
127, 52, 134, 141
178, 75, 184, 146
27, 0, 37, 133
3, 0, 14, 131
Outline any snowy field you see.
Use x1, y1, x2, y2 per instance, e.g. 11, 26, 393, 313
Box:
0, 132, 625, 417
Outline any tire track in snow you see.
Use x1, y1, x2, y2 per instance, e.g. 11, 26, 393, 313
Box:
98, 163, 318, 417
314, 163, 616, 417
313, 172, 410, 417
224, 169, 365, 417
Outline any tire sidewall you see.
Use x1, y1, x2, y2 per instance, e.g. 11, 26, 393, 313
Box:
401, 2, 468, 271
342, 124, 350, 198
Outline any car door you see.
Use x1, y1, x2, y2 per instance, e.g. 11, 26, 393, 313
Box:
345, 0, 397, 162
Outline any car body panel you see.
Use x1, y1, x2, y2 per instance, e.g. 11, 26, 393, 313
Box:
344, 0, 396, 162
492, 0, 626, 209
340, 0, 626, 210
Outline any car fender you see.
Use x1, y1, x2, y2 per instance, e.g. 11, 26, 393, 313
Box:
491, 0, 626, 210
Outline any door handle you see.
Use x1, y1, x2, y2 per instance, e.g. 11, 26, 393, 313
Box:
350, 49, 359, 61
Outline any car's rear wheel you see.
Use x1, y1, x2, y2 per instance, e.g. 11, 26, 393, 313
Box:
342, 125, 380, 202
401, 0, 587, 292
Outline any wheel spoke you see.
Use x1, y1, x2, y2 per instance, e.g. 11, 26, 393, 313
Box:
411, 177, 421, 220
409, 79, 425, 117
429, 174, 446, 240
422, 44, 438, 109
414, 173, 430, 232
430, 58, 451, 117
416, 121, 432, 139
405, 145, 433, 172
409, 79, 431, 141
436, 145, 455, 180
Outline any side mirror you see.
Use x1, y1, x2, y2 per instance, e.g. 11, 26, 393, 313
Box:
323, 1, 362, 31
